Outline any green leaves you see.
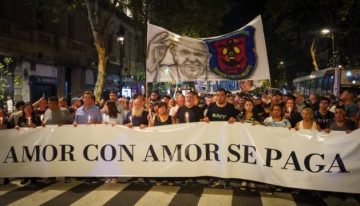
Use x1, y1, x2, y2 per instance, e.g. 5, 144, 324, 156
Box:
0, 57, 14, 101
264, 0, 360, 87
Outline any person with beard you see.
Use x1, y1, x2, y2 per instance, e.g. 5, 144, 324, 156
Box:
123, 99, 148, 128
175, 92, 204, 123
122, 98, 149, 184
203, 88, 238, 123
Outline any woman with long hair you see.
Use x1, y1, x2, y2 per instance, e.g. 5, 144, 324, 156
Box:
237, 98, 260, 125
102, 101, 123, 125
284, 98, 302, 128
16, 103, 41, 129
264, 105, 291, 129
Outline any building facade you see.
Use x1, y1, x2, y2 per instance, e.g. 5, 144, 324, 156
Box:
0, 0, 145, 103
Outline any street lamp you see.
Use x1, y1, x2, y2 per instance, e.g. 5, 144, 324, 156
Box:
320, 29, 330, 35
321, 28, 338, 67
117, 23, 125, 96
277, 60, 286, 87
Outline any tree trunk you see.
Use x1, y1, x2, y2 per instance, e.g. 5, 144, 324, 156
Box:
93, 33, 107, 102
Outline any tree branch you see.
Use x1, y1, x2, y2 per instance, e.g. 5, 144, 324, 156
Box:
85, 0, 96, 32
94, 0, 100, 29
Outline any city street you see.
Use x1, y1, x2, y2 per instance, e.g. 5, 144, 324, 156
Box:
0, 179, 359, 205
1, 1, 360, 205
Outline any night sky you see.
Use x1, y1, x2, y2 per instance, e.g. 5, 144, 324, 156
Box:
220, 0, 266, 33
219, 0, 314, 86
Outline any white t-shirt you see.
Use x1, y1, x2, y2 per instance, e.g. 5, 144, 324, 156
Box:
298, 120, 317, 130
102, 113, 123, 125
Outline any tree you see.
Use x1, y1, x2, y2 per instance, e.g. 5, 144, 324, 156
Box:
264, 0, 360, 84
83, 0, 121, 101
0, 57, 14, 104
24, 0, 233, 99
24, 0, 123, 101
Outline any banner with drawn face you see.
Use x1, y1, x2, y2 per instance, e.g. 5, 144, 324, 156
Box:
146, 16, 270, 83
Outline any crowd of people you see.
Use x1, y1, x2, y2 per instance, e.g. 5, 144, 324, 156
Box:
0, 88, 359, 193
1, 89, 358, 132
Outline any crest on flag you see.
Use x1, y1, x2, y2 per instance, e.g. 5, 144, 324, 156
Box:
204, 26, 256, 80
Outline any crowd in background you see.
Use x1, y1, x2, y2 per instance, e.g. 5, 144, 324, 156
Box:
0, 88, 359, 193
2, 88, 358, 132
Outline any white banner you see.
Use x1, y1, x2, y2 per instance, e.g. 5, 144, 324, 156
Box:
146, 16, 270, 83
0, 123, 359, 193
194, 79, 269, 94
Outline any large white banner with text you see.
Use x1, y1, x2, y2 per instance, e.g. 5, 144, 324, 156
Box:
0, 123, 359, 193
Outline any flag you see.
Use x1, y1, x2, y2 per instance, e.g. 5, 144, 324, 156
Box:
146, 16, 270, 83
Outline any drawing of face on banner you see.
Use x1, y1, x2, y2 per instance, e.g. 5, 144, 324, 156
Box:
204, 26, 257, 80
170, 38, 209, 80
146, 30, 210, 82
